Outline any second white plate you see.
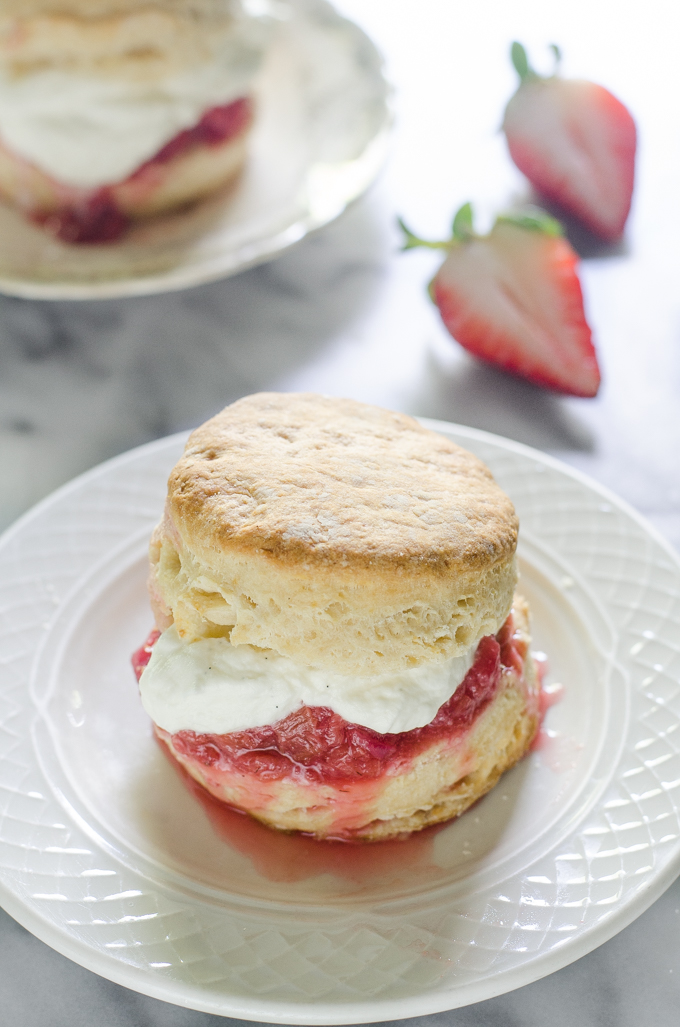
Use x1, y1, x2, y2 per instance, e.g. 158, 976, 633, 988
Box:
0, 0, 391, 300
1, 421, 680, 1022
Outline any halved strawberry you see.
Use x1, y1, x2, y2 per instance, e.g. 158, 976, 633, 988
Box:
502, 43, 636, 241
400, 204, 601, 397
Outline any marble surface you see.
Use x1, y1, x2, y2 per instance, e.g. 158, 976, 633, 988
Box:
1, 0, 680, 1023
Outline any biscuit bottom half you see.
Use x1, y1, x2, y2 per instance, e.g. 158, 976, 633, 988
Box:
0, 96, 252, 244
136, 596, 540, 842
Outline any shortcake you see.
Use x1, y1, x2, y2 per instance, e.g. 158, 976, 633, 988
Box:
0, 0, 274, 242
133, 393, 540, 840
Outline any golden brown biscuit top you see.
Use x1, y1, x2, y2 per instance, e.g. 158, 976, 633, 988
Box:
167, 393, 518, 573
0, 0, 239, 79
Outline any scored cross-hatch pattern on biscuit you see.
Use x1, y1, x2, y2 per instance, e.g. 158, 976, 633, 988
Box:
1, 426, 680, 1015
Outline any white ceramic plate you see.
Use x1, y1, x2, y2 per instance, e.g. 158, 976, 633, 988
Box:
0, 0, 391, 300
2, 420, 680, 1023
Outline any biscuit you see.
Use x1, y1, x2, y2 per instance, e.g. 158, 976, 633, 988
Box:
0, 0, 265, 235
0, 1, 238, 81
150, 393, 519, 675
137, 393, 541, 841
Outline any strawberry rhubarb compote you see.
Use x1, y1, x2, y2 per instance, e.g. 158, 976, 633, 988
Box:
134, 601, 540, 841
0, 0, 274, 242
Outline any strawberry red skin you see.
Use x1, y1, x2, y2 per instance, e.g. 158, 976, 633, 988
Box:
503, 79, 636, 241
432, 222, 601, 397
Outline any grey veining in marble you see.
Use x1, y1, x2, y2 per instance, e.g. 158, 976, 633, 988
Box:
2, 0, 680, 1023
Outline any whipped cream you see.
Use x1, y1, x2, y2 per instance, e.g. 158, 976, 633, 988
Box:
0, 8, 273, 188
139, 626, 485, 737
